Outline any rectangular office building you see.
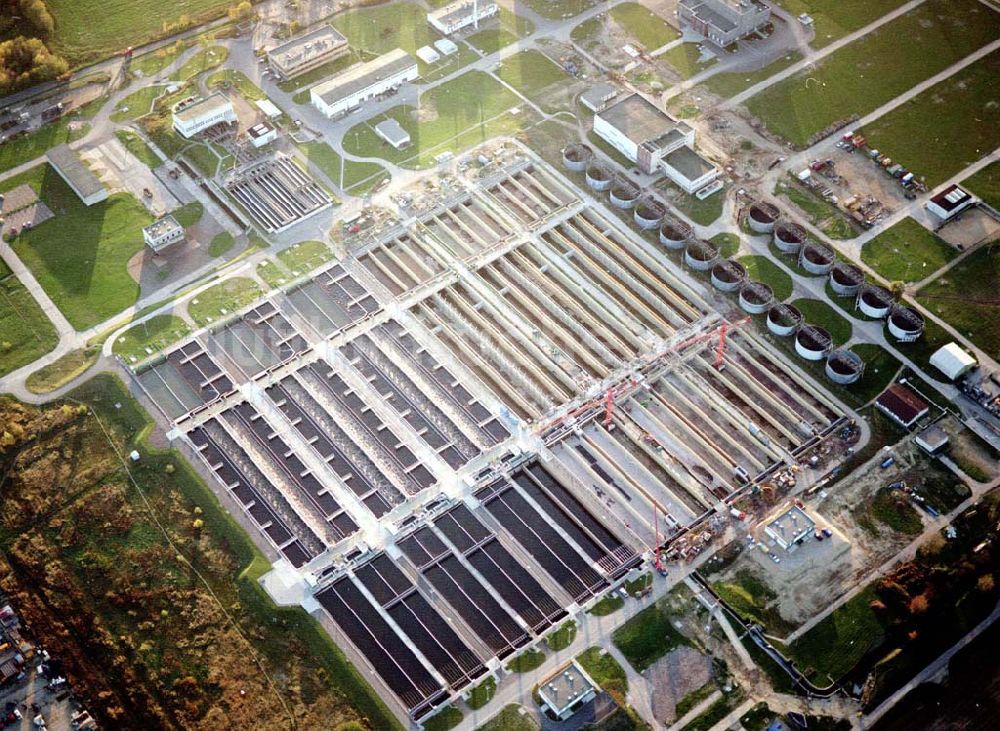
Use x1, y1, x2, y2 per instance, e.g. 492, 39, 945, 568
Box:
311, 49, 418, 119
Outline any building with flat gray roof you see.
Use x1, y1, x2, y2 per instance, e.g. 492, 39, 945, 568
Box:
538, 661, 597, 721
311, 49, 418, 118
143, 214, 184, 253
375, 119, 411, 149
580, 83, 618, 113
267, 25, 350, 80
593, 93, 718, 192
678, 0, 771, 46
45, 144, 107, 206
764, 505, 814, 550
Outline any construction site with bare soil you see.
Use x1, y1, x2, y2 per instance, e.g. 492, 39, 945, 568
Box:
124, 143, 856, 727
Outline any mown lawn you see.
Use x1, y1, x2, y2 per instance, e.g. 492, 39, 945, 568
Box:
747, 0, 1000, 146
187, 277, 263, 326
713, 570, 795, 635
576, 647, 627, 697
962, 163, 999, 210
701, 52, 802, 99
774, 0, 910, 48
299, 141, 388, 194
612, 600, 691, 672
918, 243, 1000, 356
5, 165, 152, 330
861, 218, 957, 283
170, 45, 228, 82
46, 0, 231, 66
522, 0, 596, 19
791, 298, 853, 345
115, 130, 161, 168
111, 86, 165, 122
332, 2, 440, 55
738, 255, 794, 301
277, 240, 333, 275
129, 42, 187, 78
0, 274, 59, 376
466, 8, 534, 53
112, 313, 191, 363
778, 183, 857, 238
206, 69, 266, 101
476, 705, 538, 731
506, 648, 545, 673
341, 71, 526, 169
660, 43, 717, 79
859, 51, 1000, 188
545, 620, 577, 651
24, 346, 99, 394
495, 49, 569, 110
609, 2, 680, 51
424, 706, 462, 731
0, 115, 88, 171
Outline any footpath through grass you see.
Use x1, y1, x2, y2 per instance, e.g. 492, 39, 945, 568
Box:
701, 52, 802, 99
0, 115, 89, 171
918, 243, 1000, 356
860, 51, 1000, 187
609, 3, 680, 51
187, 277, 263, 326
746, 0, 1000, 146
112, 314, 191, 363
495, 50, 570, 111
299, 141, 388, 194
861, 218, 957, 283
5, 165, 152, 330
774, 0, 910, 48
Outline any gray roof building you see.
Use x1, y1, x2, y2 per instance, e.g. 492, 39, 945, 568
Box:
45, 144, 107, 206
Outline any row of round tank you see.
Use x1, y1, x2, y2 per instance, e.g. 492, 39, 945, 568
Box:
748, 201, 780, 233
794, 324, 833, 361
660, 218, 693, 248
738, 281, 774, 314
773, 220, 806, 255
634, 199, 665, 229
829, 262, 865, 297
711, 259, 747, 292
685, 239, 718, 271
563, 144, 593, 172
610, 182, 640, 209
825, 349, 865, 384
585, 163, 613, 191
798, 242, 835, 275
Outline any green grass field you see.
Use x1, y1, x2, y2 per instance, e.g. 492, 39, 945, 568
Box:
112, 314, 191, 363
747, 0, 1000, 146
777, 183, 858, 238
774, 0, 910, 48
129, 42, 188, 78
0, 116, 89, 172
24, 345, 100, 394
0, 274, 59, 377
713, 571, 795, 635
738, 255, 794, 301
660, 43, 717, 80
654, 179, 725, 226
170, 45, 228, 82
207, 232, 235, 257
523, 0, 596, 19
299, 141, 389, 195
860, 51, 1000, 187
787, 585, 886, 683
466, 676, 496, 711
609, 3, 680, 51
111, 86, 165, 122
710, 233, 741, 258
277, 240, 333, 275
700, 52, 802, 98
5, 165, 152, 330
115, 130, 161, 168
341, 71, 525, 169
172, 201, 203, 227
962, 163, 999, 209
588, 593, 624, 617
332, 2, 440, 56
612, 600, 691, 672
46, 0, 230, 66
918, 243, 1000, 356
424, 706, 462, 731
475, 705, 538, 731
861, 218, 957, 283
495, 49, 569, 110
206, 69, 266, 101
545, 620, 577, 651
187, 277, 263, 326
791, 298, 853, 345
256, 259, 288, 289
505, 648, 545, 673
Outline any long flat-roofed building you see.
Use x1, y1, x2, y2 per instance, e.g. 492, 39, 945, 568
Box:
926, 184, 974, 221
678, 0, 771, 46
267, 25, 350, 81
172, 93, 237, 138
45, 144, 107, 206
593, 93, 719, 193
428, 1, 498, 34
311, 49, 418, 118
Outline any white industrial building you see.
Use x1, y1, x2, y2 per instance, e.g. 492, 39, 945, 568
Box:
247, 122, 277, 148
678, 0, 771, 47
538, 662, 597, 721
374, 119, 411, 149
142, 214, 184, 253
267, 25, 350, 81
764, 505, 814, 550
45, 144, 108, 206
311, 49, 418, 119
580, 83, 618, 113
926, 184, 974, 221
929, 343, 977, 381
255, 98, 282, 119
428, 1, 498, 34
593, 94, 719, 193
172, 93, 237, 138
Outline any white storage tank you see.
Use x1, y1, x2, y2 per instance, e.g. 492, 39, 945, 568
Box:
585, 163, 612, 191
684, 239, 719, 271
710, 259, 747, 292
829, 262, 864, 297
748, 201, 779, 233
856, 284, 894, 319
795, 324, 833, 361
766, 303, 803, 336
659, 218, 692, 249
739, 281, 774, 314
773, 220, 807, 255
825, 349, 865, 384
799, 242, 835, 275
887, 305, 925, 342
